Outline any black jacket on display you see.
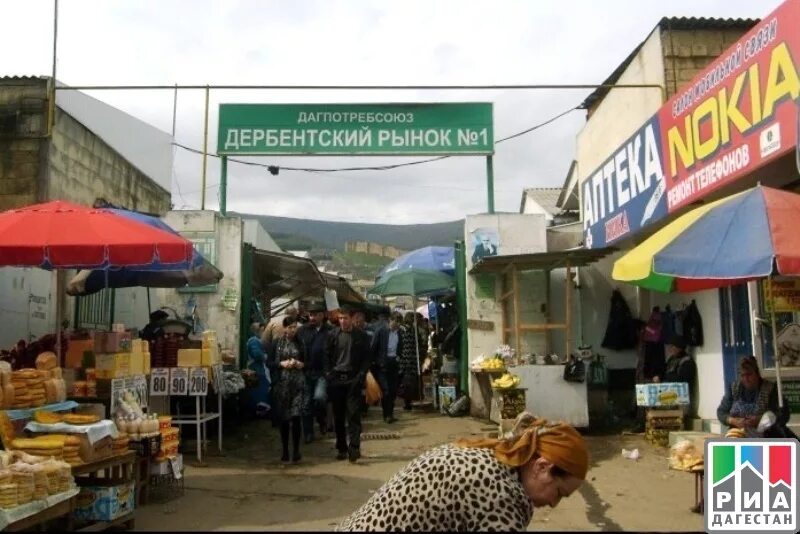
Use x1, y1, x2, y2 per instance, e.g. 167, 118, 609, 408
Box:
601, 289, 638, 351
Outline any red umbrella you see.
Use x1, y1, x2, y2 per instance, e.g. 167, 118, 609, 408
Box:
0, 200, 194, 269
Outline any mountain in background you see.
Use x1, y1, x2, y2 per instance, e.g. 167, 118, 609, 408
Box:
231, 212, 465, 251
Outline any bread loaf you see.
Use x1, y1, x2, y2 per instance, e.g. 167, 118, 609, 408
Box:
35, 352, 58, 371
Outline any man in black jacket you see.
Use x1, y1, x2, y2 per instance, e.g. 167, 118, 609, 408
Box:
297, 302, 332, 443
326, 307, 373, 462
372, 312, 405, 424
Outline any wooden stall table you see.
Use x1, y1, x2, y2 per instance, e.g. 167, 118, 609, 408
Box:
71, 451, 137, 532
691, 465, 705, 514
0, 489, 79, 532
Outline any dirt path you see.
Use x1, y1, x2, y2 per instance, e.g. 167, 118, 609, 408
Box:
134, 410, 705, 531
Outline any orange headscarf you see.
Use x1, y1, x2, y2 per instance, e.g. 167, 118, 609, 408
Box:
455, 413, 589, 480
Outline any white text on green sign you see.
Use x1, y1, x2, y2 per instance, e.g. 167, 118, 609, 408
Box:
217, 103, 494, 156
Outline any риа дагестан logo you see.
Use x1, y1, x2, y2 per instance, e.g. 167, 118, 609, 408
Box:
705, 439, 799, 533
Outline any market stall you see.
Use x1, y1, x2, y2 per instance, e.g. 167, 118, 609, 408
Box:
0, 200, 203, 527
468, 247, 615, 427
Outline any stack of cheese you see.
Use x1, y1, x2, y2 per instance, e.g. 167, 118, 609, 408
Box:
112, 433, 130, 456
63, 435, 82, 466
0, 480, 16, 509
9, 435, 66, 460
11, 369, 46, 409
10, 468, 34, 505
32, 468, 48, 500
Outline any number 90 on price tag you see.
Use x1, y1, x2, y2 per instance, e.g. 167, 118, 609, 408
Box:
150, 368, 170, 397
189, 367, 209, 396
170, 368, 189, 396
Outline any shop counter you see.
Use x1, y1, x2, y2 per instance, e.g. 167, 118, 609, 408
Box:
511, 365, 589, 428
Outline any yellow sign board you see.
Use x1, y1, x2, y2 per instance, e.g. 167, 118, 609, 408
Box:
763, 278, 800, 312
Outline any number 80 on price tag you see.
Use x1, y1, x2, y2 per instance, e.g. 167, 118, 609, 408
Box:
150, 368, 170, 397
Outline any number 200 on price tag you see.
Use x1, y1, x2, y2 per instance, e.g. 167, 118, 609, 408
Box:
189, 367, 209, 396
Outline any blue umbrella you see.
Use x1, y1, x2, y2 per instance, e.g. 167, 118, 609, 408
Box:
377, 246, 455, 279
66, 208, 223, 296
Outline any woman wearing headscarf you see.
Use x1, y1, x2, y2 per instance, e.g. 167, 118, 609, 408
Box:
398, 313, 421, 410
336, 412, 588, 531
268, 317, 308, 463
717, 355, 793, 439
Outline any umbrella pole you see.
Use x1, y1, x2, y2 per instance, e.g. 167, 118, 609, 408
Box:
55, 271, 63, 367
769, 276, 784, 408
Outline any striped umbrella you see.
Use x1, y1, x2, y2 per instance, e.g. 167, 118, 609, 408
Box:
613, 185, 800, 292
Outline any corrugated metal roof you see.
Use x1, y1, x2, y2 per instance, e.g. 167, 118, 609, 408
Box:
579, 16, 759, 110
520, 187, 563, 216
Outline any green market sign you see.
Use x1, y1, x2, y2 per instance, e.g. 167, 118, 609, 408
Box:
217, 103, 494, 156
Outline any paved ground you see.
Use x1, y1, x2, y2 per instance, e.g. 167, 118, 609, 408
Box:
134, 409, 706, 532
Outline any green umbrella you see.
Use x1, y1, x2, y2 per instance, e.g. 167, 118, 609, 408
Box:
369, 268, 455, 396
369, 268, 455, 297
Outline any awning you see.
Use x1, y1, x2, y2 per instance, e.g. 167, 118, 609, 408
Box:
251, 249, 366, 305
320, 273, 367, 304
252, 249, 324, 301
469, 246, 617, 274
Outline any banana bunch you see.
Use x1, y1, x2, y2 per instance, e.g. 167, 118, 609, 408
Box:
481, 356, 505, 371
492, 372, 521, 389
725, 428, 746, 439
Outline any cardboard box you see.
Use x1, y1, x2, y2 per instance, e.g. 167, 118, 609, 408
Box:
177, 349, 202, 368
201, 346, 220, 367
73, 482, 135, 522
438, 386, 457, 415
95, 353, 131, 379
93, 332, 132, 354
143, 352, 151, 375
129, 351, 145, 376
66, 339, 95, 369
79, 434, 113, 463
636, 382, 690, 407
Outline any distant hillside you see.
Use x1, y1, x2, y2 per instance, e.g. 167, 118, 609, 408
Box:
231, 213, 464, 251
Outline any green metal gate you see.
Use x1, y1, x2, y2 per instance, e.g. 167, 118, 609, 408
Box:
74, 288, 115, 330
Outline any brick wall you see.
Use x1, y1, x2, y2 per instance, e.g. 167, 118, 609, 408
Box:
0, 78, 48, 210
47, 108, 170, 215
661, 27, 754, 99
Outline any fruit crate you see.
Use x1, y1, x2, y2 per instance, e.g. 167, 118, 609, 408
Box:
645, 408, 684, 447
491, 388, 527, 421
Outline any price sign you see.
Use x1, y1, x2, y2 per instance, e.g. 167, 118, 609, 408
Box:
189, 367, 209, 396
150, 368, 170, 397
170, 368, 189, 396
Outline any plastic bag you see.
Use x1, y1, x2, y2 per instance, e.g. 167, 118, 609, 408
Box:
563, 357, 586, 383
313, 377, 328, 403
365, 372, 382, 406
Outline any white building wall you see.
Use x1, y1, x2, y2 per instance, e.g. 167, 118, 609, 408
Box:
158, 211, 243, 360
575, 29, 666, 186
464, 213, 548, 415
0, 268, 56, 348
647, 289, 724, 422
521, 196, 554, 222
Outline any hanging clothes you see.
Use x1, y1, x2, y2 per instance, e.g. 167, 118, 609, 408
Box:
661, 305, 676, 344
642, 307, 663, 344
683, 299, 704, 347
601, 290, 638, 351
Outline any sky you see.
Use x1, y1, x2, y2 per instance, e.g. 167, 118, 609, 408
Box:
0, 0, 783, 224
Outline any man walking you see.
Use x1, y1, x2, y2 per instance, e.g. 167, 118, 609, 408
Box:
297, 302, 332, 443
373, 312, 404, 423
326, 307, 373, 463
